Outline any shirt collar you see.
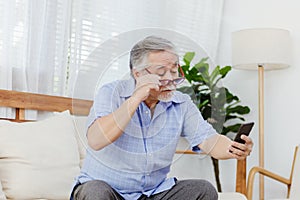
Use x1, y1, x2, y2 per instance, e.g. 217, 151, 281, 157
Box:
119, 77, 188, 104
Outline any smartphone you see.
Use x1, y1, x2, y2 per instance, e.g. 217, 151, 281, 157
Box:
233, 122, 254, 144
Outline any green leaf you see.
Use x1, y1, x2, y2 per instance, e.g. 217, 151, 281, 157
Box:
222, 124, 242, 135
198, 99, 209, 109
181, 65, 189, 73
183, 52, 195, 66
210, 66, 220, 84
211, 77, 225, 88
225, 88, 239, 104
219, 66, 232, 78
194, 63, 209, 83
226, 105, 250, 115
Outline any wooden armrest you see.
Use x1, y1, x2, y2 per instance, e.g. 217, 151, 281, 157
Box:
175, 150, 197, 154
247, 166, 291, 200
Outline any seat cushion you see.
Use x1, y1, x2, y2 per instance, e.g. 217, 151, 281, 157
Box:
0, 111, 80, 199
218, 192, 247, 200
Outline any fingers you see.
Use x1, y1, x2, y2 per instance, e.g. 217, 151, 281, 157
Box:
132, 74, 161, 101
229, 135, 253, 160
136, 74, 161, 89
229, 145, 250, 160
241, 135, 253, 146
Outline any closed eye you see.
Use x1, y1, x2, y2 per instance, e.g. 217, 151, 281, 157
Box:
157, 72, 166, 77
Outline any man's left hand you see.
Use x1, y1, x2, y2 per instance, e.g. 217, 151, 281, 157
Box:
229, 135, 253, 160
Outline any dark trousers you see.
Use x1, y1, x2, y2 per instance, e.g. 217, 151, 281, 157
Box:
72, 179, 218, 200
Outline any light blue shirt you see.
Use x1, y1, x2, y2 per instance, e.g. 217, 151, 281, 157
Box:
73, 77, 217, 200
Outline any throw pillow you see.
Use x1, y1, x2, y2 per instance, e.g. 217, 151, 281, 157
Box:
0, 110, 80, 199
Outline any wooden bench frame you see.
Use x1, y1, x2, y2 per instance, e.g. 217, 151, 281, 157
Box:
0, 89, 247, 194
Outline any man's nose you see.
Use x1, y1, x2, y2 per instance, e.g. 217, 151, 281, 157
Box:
163, 71, 173, 79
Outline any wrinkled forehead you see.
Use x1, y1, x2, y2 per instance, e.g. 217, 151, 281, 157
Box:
146, 50, 179, 66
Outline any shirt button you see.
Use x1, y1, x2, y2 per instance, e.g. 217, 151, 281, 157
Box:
145, 111, 149, 114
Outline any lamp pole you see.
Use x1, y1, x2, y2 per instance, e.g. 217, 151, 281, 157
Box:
258, 64, 264, 200
232, 28, 291, 200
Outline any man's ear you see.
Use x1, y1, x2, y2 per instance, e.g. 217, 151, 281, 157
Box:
131, 68, 141, 79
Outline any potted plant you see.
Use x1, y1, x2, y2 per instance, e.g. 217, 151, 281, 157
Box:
178, 52, 251, 192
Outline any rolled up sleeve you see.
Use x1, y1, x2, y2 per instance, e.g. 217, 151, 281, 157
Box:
181, 100, 217, 153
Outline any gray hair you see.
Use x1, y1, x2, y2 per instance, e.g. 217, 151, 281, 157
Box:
129, 36, 178, 70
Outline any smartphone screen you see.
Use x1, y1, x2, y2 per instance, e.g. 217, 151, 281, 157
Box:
234, 122, 254, 144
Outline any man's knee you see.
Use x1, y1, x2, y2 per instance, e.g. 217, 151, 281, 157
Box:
179, 179, 218, 200
73, 180, 120, 200
198, 179, 218, 199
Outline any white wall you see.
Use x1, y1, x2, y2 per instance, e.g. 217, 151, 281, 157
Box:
217, 0, 300, 199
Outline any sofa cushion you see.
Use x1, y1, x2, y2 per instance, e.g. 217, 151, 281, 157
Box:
0, 111, 80, 200
218, 192, 247, 200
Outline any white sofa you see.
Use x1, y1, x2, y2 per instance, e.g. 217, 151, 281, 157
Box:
0, 111, 85, 199
0, 111, 246, 200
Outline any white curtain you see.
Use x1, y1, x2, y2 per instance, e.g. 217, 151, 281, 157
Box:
68, 0, 224, 100
0, 0, 71, 118
0, 0, 224, 117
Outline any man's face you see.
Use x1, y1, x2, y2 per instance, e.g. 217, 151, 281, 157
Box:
143, 50, 180, 102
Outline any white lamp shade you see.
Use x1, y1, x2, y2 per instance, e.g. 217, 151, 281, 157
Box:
232, 28, 292, 70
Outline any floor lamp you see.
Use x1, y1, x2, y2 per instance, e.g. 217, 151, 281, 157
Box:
231, 28, 291, 200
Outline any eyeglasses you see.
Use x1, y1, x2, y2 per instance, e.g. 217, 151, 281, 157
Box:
144, 65, 185, 86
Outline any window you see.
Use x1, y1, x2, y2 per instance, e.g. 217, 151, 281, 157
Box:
0, 0, 224, 117
68, 0, 224, 99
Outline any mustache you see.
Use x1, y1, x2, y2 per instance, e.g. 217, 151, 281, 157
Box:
161, 86, 176, 91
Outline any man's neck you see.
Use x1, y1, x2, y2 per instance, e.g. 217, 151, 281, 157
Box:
144, 99, 158, 117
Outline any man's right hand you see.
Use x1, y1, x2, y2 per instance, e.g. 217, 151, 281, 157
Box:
132, 74, 161, 102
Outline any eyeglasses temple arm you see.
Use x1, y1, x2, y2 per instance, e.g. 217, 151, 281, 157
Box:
178, 65, 185, 78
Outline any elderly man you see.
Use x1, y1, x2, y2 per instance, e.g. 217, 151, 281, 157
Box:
70, 36, 253, 200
